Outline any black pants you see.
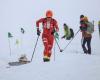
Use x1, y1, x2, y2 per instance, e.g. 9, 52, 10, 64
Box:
82, 37, 92, 54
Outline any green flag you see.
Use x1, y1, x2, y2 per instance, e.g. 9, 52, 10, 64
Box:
16, 39, 20, 45
21, 28, 25, 34
8, 32, 13, 38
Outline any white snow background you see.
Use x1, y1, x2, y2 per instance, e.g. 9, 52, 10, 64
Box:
0, 0, 100, 80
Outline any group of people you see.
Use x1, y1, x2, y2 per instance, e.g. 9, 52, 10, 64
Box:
36, 10, 94, 62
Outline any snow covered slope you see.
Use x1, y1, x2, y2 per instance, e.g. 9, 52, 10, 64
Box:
0, 0, 100, 80
0, 53, 100, 80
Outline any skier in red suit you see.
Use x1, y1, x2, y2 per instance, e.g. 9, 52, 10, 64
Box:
36, 10, 59, 62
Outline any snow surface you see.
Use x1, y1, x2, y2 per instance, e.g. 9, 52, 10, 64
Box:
0, 0, 100, 80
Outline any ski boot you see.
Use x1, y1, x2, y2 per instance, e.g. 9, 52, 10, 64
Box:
43, 56, 50, 62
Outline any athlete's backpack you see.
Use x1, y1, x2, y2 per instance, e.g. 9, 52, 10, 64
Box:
70, 28, 74, 38
87, 22, 94, 34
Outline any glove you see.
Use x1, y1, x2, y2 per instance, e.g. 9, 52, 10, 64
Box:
80, 26, 82, 31
37, 28, 41, 36
51, 29, 56, 35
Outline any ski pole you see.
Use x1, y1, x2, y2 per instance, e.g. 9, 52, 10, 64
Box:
54, 37, 63, 52
31, 36, 39, 62
8, 32, 13, 56
62, 29, 80, 51
53, 42, 56, 61
8, 38, 12, 56
20, 27, 25, 55
81, 36, 83, 46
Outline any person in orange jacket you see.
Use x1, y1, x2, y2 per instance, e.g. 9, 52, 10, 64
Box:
36, 10, 59, 62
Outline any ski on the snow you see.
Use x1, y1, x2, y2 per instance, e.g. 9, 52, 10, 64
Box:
8, 61, 30, 66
